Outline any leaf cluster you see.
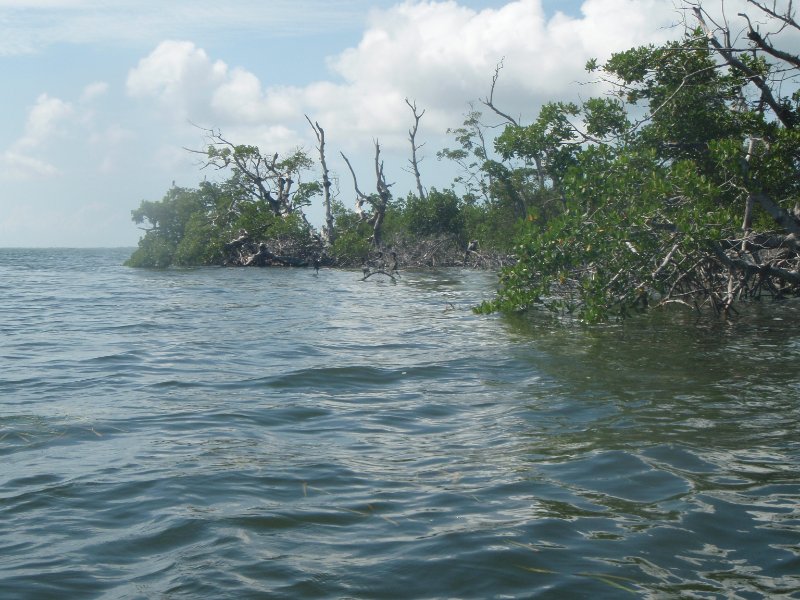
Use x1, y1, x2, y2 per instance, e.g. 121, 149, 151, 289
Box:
480, 17, 800, 321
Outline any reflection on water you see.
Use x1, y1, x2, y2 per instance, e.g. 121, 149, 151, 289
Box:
0, 248, 798, 598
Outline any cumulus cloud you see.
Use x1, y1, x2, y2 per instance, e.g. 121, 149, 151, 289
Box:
125, 0, 684, 157
0, 93, 76, 179
126, 40, 228, 118
16, 93, 74, 150
126, 40, 313, 153
114, 0, 700, 206
316, 0, 679, 134
2, 84, 133, 180
211, 72, 304, 125
126, 40, 306, 126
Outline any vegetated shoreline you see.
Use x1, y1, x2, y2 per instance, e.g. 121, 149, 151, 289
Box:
125, 2, 800, 322
219, 230, 513, 270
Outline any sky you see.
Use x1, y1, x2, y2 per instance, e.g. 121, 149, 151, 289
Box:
0, 0, 714, 247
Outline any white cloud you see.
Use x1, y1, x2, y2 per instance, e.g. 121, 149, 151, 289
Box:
0, 1, 399, 56
117, 0, 690, 205
127, 40, 307, 129
126, 41, 313, 152
0, 93, 75, 179
88, 124, 135, 146
210, 73, 307, 125
3, 0, 799, 248
80, 81, 109, 102
16, 93, 74, 149
0, 1, 94, 6
129, 1, 682, 146
0, 149, 60, 179
317, 0, 679, 134
126, 40, 227, 116
2, 83, 135, 181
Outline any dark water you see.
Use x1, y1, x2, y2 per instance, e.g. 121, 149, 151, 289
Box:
1, 248, 798, 599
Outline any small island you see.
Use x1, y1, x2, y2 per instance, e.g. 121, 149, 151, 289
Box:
128, 5, 800, 322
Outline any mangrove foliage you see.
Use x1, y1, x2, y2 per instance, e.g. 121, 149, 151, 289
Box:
127, 1, 800, 321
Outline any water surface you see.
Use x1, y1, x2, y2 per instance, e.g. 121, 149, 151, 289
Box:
1, 248, 798, 598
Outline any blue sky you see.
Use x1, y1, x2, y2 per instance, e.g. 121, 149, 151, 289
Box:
1, 0, 686, 247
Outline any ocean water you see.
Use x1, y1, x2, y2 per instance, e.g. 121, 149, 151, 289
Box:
1, 247, 799, 599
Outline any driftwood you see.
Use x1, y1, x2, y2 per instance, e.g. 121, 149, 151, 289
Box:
375, 234, 513, 269
361, 250, 400, 281
361, 269, 398, 281
222, 230, 323, 268
222, 229, 510, 275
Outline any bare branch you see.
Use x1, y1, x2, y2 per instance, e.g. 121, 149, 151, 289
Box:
752, 191, 800, 236
746, 0, 800, 31
340, 151, 368, 220
739, 11, 800, 68
405, 98, 427, 200
712, 242, 800, 285
481, 59, 520, 126
693, 6, 796, 128
185, 124, 307, 216
306, 115, 335, 243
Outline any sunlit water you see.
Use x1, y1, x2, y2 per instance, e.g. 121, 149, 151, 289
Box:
1, 248, 798, 599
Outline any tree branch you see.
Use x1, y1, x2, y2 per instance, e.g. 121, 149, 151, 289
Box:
746, 0, 800, 32
739, 12, 800, 68
306, 115, 335, 243
711, 242, 800, 285
340, 151, 368, 220
694, 6, 796, 128
752, 191, 800, 236
481, 59, 520, 126
405, 98, 427, 201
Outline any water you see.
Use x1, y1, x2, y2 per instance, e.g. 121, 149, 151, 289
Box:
1, 248, 799, 599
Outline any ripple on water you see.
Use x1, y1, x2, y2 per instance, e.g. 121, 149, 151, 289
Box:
538, 450, 693, 504
1, 251, 799, 598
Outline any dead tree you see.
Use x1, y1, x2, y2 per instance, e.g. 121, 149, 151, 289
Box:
624, 2, 800, 313
187, 125, 313, 217
305, 116, 335, 244
691, 4, 797, 129
482, 60, 548, 194
405, 98, 427, 201
481, 58, 520, 127
688, 0, 800, 245
341, 141, 392, 247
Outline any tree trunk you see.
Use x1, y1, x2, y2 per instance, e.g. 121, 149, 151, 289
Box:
306, 116, 335, 244
405, 98, 427, 201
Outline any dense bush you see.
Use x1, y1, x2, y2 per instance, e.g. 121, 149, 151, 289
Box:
480, 23, 800, 321
404, 189, 464, 240
128, 3, 799, 322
